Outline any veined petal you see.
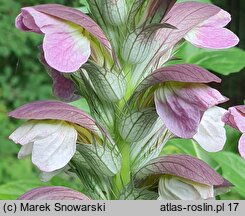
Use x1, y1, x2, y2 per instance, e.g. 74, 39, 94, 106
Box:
194, 106, 226, 152
8, 100, 97, 132
239, 134, 245, 160
32, 121, 77, 172
185, 27, 239, 49
155, 86, 201, 138
154, 83, 227, 138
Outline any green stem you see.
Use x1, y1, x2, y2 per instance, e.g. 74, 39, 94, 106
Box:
192, 140, 202, 159
112, 140, 131, 199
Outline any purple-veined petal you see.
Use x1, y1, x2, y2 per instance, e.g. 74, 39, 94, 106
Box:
194, 106, 226, 152
8, 100, 97, 132
136, 155, 230, 187
39, 50, 80, 102
185, 27, 239, 49
239, 134, 245, 160
17, 186, 90, 200
33, 4, 111, 51
154, 83, 227, 138
137, 64, 221, 93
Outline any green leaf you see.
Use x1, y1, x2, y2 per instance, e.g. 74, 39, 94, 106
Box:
0, 180, 50, 200
173, 43, 245, 75
212, 152, 245, 197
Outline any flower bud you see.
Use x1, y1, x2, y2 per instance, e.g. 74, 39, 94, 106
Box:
83, 63, 127, 102
102, 0, 128, 26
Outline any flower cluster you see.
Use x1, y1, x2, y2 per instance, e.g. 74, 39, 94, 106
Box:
9, 1, 244, 200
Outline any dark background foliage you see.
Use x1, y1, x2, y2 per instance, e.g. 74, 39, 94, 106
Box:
0, 0, 244, 199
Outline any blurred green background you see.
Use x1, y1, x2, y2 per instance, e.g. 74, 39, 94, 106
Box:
0, 0, 244, 199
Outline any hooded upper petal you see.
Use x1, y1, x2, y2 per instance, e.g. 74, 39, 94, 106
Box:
8, 100, 97, 132
18, 186, 90, 200
154, 82, 227, 138
194, 106, 227, 152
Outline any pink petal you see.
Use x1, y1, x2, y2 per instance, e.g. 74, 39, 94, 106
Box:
239, 134, 245, 160
43, 31, 91, 72
201, 9, 231, 27
155, 83, 227, 138
222, 106, 245, 133
185, 27, 239, 49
